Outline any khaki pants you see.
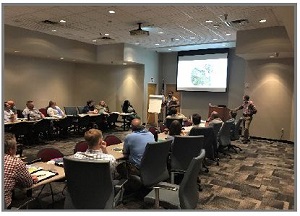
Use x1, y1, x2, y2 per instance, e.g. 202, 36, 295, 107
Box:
242, 116, 252, 140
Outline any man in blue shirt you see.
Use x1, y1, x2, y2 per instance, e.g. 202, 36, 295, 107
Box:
123, 118, 155, 169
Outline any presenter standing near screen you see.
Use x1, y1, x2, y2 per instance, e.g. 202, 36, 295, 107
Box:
234, 95, 257, 144
162, 91, 180, 116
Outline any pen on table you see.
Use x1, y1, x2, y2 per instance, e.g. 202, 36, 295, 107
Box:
36, 174, 46, 177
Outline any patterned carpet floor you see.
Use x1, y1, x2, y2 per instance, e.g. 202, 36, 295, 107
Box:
18, 127, 295, 211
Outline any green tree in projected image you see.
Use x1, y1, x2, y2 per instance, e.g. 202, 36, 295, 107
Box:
190, 64, 212, 86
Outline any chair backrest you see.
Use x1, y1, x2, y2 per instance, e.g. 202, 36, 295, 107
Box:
73, 141, 89, 153
171, 135, 204, 171
179, 149, 205, 209
104, 135, 122, 146
64, 107, 78, 116
77, 115, 90, 127
139, 139, 172, 187
77, 106, 85, 114
63, 157, 114, 209
211, 122, 223, 138
189, 126, 216, 160
218, 121, 234, 147
56, 116, 73, 129
37, 148, 64, 162
39, 108, 48, 117
107, 113, 119, 123
166, 118, 183, 129
232, 118, 243, 140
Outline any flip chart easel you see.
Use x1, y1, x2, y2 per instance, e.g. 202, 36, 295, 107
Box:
148, 95, 164, 126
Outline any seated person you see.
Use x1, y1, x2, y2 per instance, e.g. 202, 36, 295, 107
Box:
228, 110, 237, 139
207, 111, 223, 127
121, 100, 139, 125
7, 100, 17, 114
95, 100, 110, 115
183, 113, 202, 134
166, 119, 184, 143
22, 100, 44, 120
82, 100, 98, 114
117, 118, 154, 177
165, 107, 187, 123
73, 129, 117, 171
4, 102, 15, 123
4, 133, 38, 208
46, 101, 66, 118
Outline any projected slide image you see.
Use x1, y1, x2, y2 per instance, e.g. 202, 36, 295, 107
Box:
190, 64, 212, 86
177, 52, 228, 92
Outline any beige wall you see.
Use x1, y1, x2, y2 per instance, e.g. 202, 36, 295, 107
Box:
245, 58, 294, 141
4, 54, 144, 122
4, 54, 75, 109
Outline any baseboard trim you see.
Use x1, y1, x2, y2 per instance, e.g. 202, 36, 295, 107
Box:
250, 136, 294, 145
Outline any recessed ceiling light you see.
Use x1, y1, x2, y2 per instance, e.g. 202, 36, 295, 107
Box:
109, 10, 115, 14
60, 20, 66, 23
60, 57, 64, 60
190, 37, 195, 39
52, 29, 57, 32
213, 38, 218, 41
92, 39, 97, 42
259, 19, 267, 23
14, 50, 20, 53
175, 38, 180, 41
226, 33, 231, 36
104, 33, 109, 36
161, 39, 166, 42
123, 63, 127, 65
206, 20, 213, 23
135, 42, 140, 45
168, 48, 172, 51
158, 31, 164, 34
269, 55, 275, 58
155, 43, 160, 46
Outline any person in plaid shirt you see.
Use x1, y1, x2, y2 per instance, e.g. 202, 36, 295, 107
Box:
4, 133, 37, 208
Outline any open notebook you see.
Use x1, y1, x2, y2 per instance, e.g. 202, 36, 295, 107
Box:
27, 165, 58, 183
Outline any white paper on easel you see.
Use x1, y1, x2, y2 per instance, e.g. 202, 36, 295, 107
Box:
148, 95, 164, 113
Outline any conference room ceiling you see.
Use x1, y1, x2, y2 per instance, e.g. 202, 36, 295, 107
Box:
4, 4, 288, 52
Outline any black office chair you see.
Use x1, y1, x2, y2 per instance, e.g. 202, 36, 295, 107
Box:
219, 120, 242, 154
77, 106, 85, 114
11, 122, 34, 145
127, 140, 172, 207
63, 156, 127, 209
54, 116, 73, 138
189, 126, 217, 170
144, 149, 205, 209
170, 136, 204, 189
165, 118, 183, 129
231, 118, 243, 141
64, 107, 78, 116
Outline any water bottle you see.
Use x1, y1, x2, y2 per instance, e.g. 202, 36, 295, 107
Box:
27, 113, 30, 121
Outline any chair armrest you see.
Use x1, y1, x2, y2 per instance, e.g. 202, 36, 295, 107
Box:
114, 179, 128, 190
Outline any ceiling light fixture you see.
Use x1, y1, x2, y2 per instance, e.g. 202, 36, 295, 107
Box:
109, 10, 115, 14
135, 42, 140, 45
206, 20, 213, 23
104, 33, 109, 36
52, 29, 57, 32
190, 37, 195, 39
161, 39, 165, 42
92, 39, 97, 42
175, 38, 180, 41
213, 38, 218, 41
155, 43, 160, 46
226, 33, 231, 36
259, 19, 267, 23
60, 20, 66, 23
60, 57, 64, 60
168, 48, 172, 51
158, 31, 164, 34
14, 50, 20, 53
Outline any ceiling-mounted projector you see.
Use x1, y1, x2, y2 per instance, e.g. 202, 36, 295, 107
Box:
130, 23, 149, 36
